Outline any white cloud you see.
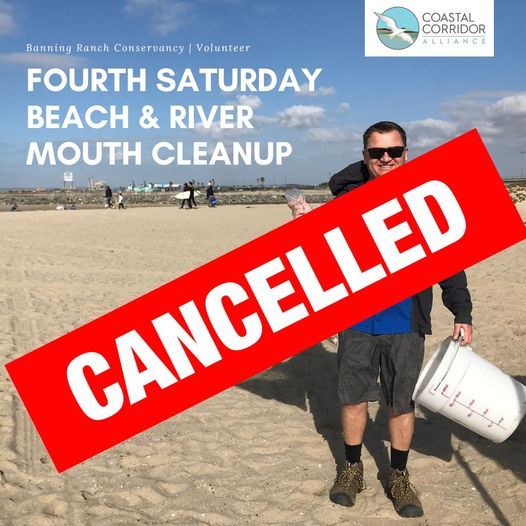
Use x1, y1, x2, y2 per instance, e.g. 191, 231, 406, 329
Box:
194, 121, 254, 141
278, 105, 325, 129
492, 94, 526, 116
471, 94, 526, 141
297, 82, 336, 97
318, 87, 336, 96
446, 92, 526, 132
338, 102, 351, 111
308, 127, 349, 143
0, 1, 16, 35
124, 0, 240, 35
0, 52, 86, 68
235, 94, 262, 109
404, 92, 526, 151
192, 95, 266, 135
124, 0, 196, 35
452, 90, 523, 100
252, 115, 277, 126
402, 118, 458, 150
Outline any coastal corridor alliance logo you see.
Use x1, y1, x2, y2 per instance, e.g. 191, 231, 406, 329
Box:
375, 7, 419, 50
365, 0, 494, 57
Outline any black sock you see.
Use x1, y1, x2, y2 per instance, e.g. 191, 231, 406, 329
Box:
344, 443, 362, 465
390, 447, 409, 471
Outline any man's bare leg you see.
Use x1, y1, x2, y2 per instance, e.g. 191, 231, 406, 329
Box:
388, 410, 414, 450
341, 402, 368, 445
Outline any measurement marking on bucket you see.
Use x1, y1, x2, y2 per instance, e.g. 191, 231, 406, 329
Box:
490, 417, 505, 429
440, 391, 507, 430
449, 391, 462, 407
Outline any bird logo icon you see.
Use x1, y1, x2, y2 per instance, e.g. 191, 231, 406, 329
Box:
375, 7, 419, 50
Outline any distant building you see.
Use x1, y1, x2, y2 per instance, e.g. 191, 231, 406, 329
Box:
128, 182, 181, 192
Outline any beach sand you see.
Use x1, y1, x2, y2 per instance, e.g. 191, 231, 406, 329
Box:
1, 203, 525, 526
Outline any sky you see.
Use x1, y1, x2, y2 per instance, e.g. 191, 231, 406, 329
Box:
0, 0, 525, 188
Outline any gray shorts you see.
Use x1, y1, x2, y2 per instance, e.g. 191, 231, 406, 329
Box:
337, 329, 425, 415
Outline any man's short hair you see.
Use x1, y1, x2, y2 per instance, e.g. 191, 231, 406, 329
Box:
363, 121, 407, 148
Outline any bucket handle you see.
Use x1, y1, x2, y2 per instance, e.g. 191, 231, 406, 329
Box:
432, 328, 464, 393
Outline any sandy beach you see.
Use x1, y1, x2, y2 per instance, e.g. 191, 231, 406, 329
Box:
0, 203, 525, 526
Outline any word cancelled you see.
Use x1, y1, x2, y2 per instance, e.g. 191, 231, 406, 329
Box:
6, 130, 526, 472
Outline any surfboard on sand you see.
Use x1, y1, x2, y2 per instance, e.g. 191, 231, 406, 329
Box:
175, 190, 201, 200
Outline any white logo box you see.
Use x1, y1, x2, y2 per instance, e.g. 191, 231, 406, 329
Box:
364, 0, 494, 57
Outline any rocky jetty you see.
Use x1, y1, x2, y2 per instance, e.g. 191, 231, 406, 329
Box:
0, 188, 334, 211
2, 182, 525, 212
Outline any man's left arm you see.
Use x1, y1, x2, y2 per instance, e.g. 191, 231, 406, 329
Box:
438, 271, 473, 345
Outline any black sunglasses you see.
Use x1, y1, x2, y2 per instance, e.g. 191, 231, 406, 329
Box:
366, 147, 406, 159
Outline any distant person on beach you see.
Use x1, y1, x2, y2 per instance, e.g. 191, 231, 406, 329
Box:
118, 192, 125, 209
326, 121, 473, 518
206, 181, 215, 207
180, 182, 190, 209
104, 185, 113, 209
188, 181, 197, 209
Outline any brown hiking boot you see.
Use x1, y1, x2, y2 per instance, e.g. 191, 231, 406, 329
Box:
329, 461, 366, 507
386, 468, 424, 518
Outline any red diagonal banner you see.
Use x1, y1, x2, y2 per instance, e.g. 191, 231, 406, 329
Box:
6, 130, 526, 472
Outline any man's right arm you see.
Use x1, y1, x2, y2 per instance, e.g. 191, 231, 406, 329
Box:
439, 271, 473, 344
328, 161, 368, 197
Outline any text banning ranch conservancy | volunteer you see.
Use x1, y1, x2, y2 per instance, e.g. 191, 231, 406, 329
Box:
67, 181, 465, 421
26, 43, 252, 55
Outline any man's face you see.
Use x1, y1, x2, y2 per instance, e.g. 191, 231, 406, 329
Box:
363, 130, 408, 179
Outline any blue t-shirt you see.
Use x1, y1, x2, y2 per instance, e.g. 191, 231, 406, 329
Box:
352, 297, 412, 334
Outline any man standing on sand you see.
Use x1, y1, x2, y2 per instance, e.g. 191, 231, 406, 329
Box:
188, 181, 197, 209
206, 181, 215, 206
180, 182, 190, 209
104, 185, 113, 209
328, 121, 473, 518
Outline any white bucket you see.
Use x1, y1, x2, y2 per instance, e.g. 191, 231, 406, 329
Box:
413, 336, 526, 443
